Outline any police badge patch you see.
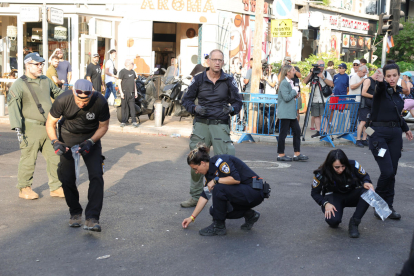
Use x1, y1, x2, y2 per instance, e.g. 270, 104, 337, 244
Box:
86, 112, 95, 120
312, 177, 320, 188
219, 162, 230, 174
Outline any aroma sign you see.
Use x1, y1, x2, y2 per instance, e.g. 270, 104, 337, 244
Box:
141, 0, 216, 13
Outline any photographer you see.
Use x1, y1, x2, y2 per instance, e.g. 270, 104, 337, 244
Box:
262, 64, 277, 94
303, 60, 333, 138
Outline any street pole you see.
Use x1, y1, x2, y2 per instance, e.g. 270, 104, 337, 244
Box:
248, 0, 264, 133
381, 0, 391, 67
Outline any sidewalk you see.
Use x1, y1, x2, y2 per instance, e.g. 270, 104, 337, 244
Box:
1, 105, 413, 146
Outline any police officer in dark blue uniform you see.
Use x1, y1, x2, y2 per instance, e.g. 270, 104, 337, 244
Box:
311, 149, 374, 238
180, 49, 242, 208
367, 63, 413, 219
182, 144, 270, 236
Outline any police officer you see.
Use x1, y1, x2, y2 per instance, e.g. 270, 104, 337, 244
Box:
46, 79, 110, 232
180, 49, 242, 208
311, 149, 374, 238
7, 52, 64, 200
367, 64, 413, 219
182, 144, 269, 236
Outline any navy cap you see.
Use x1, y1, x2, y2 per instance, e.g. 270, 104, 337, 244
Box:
74, 79, 93, 91
24, 52, 45, 64
338, 63, 347, 69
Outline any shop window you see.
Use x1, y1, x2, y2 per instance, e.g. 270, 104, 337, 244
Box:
301, 28, 319, 60
0, 15, 18, 92
47, 18, 71, 62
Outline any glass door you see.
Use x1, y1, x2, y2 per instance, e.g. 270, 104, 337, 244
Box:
80, 34, 97, 79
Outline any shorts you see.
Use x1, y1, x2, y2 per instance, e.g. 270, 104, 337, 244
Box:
311, 103, 325, 117
404, 99, 414, 110
329, 96, 345, 111
358, 107, 370, 122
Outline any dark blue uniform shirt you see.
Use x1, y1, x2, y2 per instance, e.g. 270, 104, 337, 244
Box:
200, 155, 259, 199
333, 73, 349, 95
182, 69, 242, 120
311, 160, 372, 206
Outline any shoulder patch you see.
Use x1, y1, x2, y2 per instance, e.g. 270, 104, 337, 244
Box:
354, 161, 359, 169
231, 78, 238, 89
219, 162, 230, 174
215, 158, 223, 167
312, 177, 320, 188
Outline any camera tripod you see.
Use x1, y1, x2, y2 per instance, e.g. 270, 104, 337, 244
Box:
301, 73, 324, 140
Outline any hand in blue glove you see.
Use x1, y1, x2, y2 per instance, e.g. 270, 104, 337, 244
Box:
78, 139, 94, 156
222, 104, 234, 115
195, 105, 207, 116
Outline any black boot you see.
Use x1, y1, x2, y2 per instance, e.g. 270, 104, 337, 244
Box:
348, 217, 361, 238
241, 210, 260, 230
199, 220, 227, 236
389, 207, 401, 220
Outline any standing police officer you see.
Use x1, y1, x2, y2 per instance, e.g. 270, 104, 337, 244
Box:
7, 52, 64, 200
46, 79, 110, 232
180, 49, 242, 208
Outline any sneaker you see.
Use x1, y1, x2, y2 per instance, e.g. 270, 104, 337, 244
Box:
132, 122, 138, 128
361, 140, 369, 147
356, 140, 364, 148
180, 198, 198, 208
120, 123, 126, 128
293, 154, 309, 161
277, 155, 292, 162
241, 210, 260, 230
50, 187, 65, 198
84, 218, 101, 232
311, 131, 321, 138
199, 220, 226, 236
69, 214, 82, 227
19, 186, 39, 200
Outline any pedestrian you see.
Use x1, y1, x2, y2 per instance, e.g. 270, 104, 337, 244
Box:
46, 79, 110, 232
243, 58, 253, 93
358, 69, 381, 148
276, 65, 308, 162
349, 59, 360, 79
181, 144, 269, 236
326, 61, 336, 78
303, 60, 334, 138
180, 49, 242, 208
311, 149, 374, 238
118, 59, 138, 128
262, 64, 277, 94
190, 55, 209, 77
402, 72, 414, 117
7, 52, 64, 200
330, 63, 349, 123
104, 49, 118, 100
56, 49, 72, 91
350, 65, 368, 141
46, 55, 65, 88
367, 62, 413, 219
86, 53, 103, 92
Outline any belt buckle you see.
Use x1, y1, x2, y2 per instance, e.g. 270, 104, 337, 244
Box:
391, 122, 396, 127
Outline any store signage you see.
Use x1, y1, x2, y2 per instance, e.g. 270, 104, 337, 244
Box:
48, 7, 64, 25
271, 19, 292, 37
309, 11, 323, 28
140, 0, 216, 13
341, 18, 369, 31
19, 6, 41, 22
242, 0, 269, 14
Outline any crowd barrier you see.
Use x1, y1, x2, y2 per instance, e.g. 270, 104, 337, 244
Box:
318, 94, 361, 147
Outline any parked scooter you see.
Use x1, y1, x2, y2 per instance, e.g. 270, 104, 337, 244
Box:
116, 68, 165, 124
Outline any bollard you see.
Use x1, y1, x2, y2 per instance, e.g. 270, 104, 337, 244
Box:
0, 94, 5, 117
154, 100, 163, 127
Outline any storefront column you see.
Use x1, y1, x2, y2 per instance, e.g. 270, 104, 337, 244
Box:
17, 15, 24, 77
71, 15, 79, 81
42, 5, 48, 74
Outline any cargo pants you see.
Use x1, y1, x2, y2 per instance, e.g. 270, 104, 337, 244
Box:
189, 122, 235, 200
17, 121, 61, 191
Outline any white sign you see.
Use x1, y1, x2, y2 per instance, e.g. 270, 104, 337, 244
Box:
19, 6, 41, 22
309, 11, 323, 28
48, 7, 64, 25
298, 13, 308, 30
341, 18, 369, 31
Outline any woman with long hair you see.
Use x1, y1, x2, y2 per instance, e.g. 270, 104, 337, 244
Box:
311, 149, 374, 238
276, 65, 308, 161
367, 62, 413, 219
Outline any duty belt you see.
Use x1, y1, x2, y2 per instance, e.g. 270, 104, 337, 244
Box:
371, 121, 401, 127
24, 118, 46, 126
194, 118, 229, 125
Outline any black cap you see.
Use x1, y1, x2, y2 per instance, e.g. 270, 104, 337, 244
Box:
24, 52, 45, 64
338, 63, 347, 69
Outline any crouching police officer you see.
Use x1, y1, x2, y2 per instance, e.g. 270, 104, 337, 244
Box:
182, 144, 270, 236
180, 49, 242, 208
46, 79, 110, 232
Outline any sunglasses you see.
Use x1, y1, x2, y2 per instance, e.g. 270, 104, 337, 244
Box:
75, 89, 92, 96
353, 64, 360, 66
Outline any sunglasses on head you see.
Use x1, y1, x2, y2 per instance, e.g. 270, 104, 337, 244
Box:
75, 89, 92, 96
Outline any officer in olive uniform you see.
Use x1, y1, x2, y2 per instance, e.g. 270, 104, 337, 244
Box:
7, 52, 64, 200
182, 145, 269, 236
180, 49, 242, 208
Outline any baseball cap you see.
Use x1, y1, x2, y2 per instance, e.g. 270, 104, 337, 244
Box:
92, 53, 100, 57
353, 60, 361, 65
338, 63, 347, 69
74, 79, 93, 92
24, 52, 45, 64
401, 71, 412, 78
284, 56, 291, 61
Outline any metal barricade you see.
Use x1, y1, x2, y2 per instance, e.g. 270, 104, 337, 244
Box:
232, 93, 278, 143
319, 94, 361, 147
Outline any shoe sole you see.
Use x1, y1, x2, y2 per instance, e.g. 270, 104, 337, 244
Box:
50, 194, 65, 198
83, 226, 102, 232
69, 223, 81, 227
199, 230, 226, 236
19, 195, 39, 200
277, 159, 292, 162
293, 159, 309, 162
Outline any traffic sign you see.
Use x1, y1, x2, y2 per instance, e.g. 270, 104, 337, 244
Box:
271, 19, 292, 37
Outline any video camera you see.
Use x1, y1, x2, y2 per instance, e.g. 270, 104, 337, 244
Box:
311, 64, 321, 75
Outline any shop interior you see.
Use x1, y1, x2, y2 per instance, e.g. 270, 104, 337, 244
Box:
0, 16, 18, 78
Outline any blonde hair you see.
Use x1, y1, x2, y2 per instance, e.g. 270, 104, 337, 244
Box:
187, 143, 210, 165
277, 65, 294, 93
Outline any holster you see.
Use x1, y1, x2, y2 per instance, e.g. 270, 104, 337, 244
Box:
263, 182, 271, 198
252, 176, 264, 190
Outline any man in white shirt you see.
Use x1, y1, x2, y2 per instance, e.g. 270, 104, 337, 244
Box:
349, 60, 360, 79
104, 49, 118, 100
349, 65, 368, 147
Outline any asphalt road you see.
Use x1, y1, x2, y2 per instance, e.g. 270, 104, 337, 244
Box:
0, 125, 413, 276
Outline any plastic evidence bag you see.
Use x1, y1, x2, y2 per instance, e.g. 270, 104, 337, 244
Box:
361, 189, 392, 221
71, 145, 80, 185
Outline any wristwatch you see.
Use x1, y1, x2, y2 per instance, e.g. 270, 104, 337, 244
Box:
51, 139, 58, 145
214, 176, 219, 184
